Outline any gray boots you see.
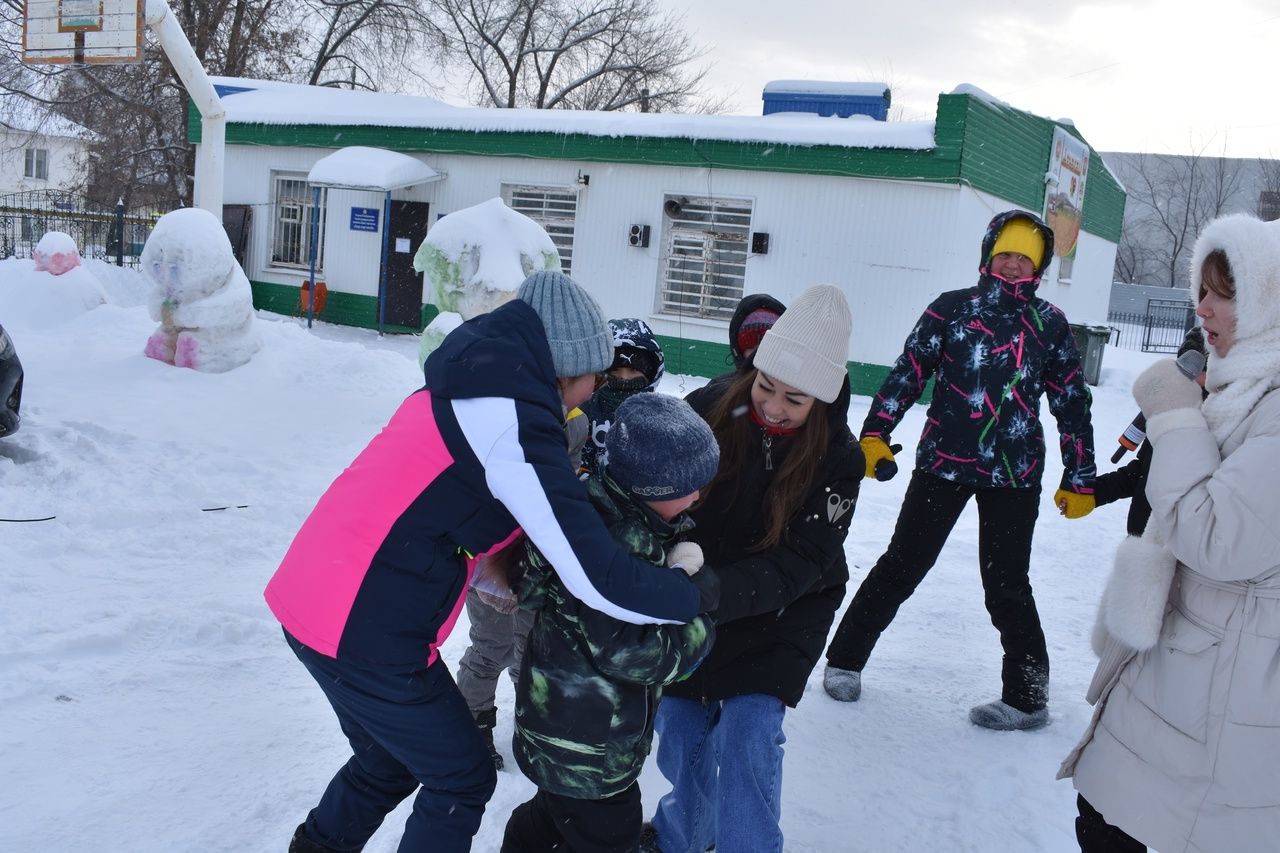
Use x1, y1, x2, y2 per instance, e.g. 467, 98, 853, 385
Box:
822, 665, 862, 702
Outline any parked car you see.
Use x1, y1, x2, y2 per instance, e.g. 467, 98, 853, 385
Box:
0, 322, 22, 436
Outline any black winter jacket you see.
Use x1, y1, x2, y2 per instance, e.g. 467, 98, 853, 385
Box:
664, 378, 863, 707
862, 211, 1096, 493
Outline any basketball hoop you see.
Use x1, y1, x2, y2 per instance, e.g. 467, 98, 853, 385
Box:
22, 0, 145, 64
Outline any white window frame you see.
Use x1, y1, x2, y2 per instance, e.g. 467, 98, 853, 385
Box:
656, 194, 752, 321
502, 184, 578, 274
24, 148, 48, 180
270, 173, 326, 270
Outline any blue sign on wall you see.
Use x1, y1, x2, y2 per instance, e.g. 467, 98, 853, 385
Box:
350, 207, 379, 232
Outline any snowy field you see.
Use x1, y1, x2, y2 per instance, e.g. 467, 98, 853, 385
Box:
0, 256, 1161, 852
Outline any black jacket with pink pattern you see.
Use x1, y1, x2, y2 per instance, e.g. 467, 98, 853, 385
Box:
863, 211, 1096, 493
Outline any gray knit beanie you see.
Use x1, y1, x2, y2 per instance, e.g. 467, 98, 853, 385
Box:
606, 394, 720, 501
516, 271, 613, 377
752, 284, 852, 402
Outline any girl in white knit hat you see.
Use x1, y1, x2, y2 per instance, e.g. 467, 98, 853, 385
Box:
644, 284, 863, 853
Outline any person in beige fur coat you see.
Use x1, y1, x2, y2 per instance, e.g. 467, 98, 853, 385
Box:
1059, 213, 1280, 852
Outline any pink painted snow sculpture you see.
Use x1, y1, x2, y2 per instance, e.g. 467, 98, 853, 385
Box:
142, 208, 260, 373
33, 231, 82, 275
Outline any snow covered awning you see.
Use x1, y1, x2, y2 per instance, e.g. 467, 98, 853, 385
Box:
307, 146, 444, 191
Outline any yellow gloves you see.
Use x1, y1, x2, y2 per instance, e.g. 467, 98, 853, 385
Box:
1054, 489, 1096, 519
859, 436, 895, 480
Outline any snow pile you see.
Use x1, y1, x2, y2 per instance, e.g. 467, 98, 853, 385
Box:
0, 256, 106, 329
413, 197, 560, 366
32, 231, 81, 275
140, 208, 261, 373
308, 146, 442, 192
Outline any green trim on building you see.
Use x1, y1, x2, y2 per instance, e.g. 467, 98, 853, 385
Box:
248, 280, 898, 392
250, 280, 435, 333
192, 91, 1123, 239
938, 95, 1126, 241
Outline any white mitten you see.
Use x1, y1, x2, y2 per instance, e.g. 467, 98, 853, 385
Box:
667, 541, 704, 576
1131, 358, 1203, 419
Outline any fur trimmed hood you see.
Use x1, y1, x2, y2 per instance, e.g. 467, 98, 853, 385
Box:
1188, 213, 1280, 341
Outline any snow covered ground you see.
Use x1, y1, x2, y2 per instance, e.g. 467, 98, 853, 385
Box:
0, 256, 1161, 852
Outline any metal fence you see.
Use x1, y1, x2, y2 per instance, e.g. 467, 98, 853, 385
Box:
1106, 298, 1197, 353
0, 190, 161, 268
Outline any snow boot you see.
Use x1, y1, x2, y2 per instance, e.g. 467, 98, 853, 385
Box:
969, 699, 1049, 731
823, 665, 861, 702
474, 707, 504, 770
288, 823, 352, 853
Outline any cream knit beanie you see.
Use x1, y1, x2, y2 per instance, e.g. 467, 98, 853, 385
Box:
752, 284, 852, 402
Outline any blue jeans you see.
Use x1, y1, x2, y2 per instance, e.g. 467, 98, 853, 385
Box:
651, 694, 786, 853
286, 631, 497, 852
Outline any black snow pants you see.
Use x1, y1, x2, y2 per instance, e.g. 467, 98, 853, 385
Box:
501, 782, 643, 853
825, 470, 1050, 712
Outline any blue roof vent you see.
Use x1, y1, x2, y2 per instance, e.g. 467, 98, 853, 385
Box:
762, 81, 891, 121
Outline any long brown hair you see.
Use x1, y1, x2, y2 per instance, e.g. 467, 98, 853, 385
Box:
1200, 250, 1237, 301
699, 369, 830, 551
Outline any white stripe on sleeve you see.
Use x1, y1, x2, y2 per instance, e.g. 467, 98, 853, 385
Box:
451, 396, 678, 625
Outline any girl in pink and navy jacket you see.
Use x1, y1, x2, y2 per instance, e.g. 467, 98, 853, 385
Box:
268, 271, 716, 853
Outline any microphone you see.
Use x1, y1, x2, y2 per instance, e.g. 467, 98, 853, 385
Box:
1111, 349, 1206, 463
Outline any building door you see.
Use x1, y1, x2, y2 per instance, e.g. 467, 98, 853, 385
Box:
384, 200, 430, 329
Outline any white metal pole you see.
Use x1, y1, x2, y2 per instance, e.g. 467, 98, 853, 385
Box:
144, 0, 224, 215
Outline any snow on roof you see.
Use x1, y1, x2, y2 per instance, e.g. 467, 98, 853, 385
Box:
763, 80, 890, 97
307, 146, 444, 191
0, 96, 94, 141
209, 77, 935, 151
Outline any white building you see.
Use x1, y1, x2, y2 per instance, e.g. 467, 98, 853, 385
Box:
0, 101, 92, 197
199, 78, 1126, 390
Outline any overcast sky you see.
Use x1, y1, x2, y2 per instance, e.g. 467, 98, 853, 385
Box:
671, 0, 1280, 159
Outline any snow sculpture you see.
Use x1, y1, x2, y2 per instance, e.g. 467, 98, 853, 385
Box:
413, 197, 561, 368
32, 231, 82, 275
141, 208, 260, 373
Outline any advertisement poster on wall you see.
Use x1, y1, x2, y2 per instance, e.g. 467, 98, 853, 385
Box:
1045, 127, 1089, 260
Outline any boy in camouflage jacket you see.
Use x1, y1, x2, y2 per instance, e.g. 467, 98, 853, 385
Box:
501, 393, 720, 853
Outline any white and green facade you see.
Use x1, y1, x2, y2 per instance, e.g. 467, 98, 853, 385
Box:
194, 81, 1126, 394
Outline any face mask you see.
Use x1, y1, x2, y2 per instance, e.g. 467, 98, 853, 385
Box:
606, 375, 650, 394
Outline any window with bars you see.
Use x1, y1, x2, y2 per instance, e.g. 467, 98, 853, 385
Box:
271, 175, 325, 269
503, 185, 578, 274
657, 195, 752, 321
24, 149, 48, 180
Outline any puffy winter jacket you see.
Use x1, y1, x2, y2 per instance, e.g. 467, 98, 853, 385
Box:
513, 472, 713, 798
863, 211, 1096, 492
265, 300, 699, 668
1063, 384, 1280, 853
664, 377, 863, 707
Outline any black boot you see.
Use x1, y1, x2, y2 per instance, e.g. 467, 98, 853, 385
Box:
474, 707, 504, 770
288, 823, 353, 853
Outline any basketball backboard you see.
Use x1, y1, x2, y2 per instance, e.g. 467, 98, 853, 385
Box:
22, 0, 145, 64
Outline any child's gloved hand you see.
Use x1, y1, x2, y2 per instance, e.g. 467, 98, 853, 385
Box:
667, 542, 704, 576
1054, 489, 1096, 519
859, 436, 895, 479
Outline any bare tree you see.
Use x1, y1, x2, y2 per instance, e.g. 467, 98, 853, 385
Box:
297, 0, 446, 90
435, 0, 721, 112
1113, 141, 1244, 289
